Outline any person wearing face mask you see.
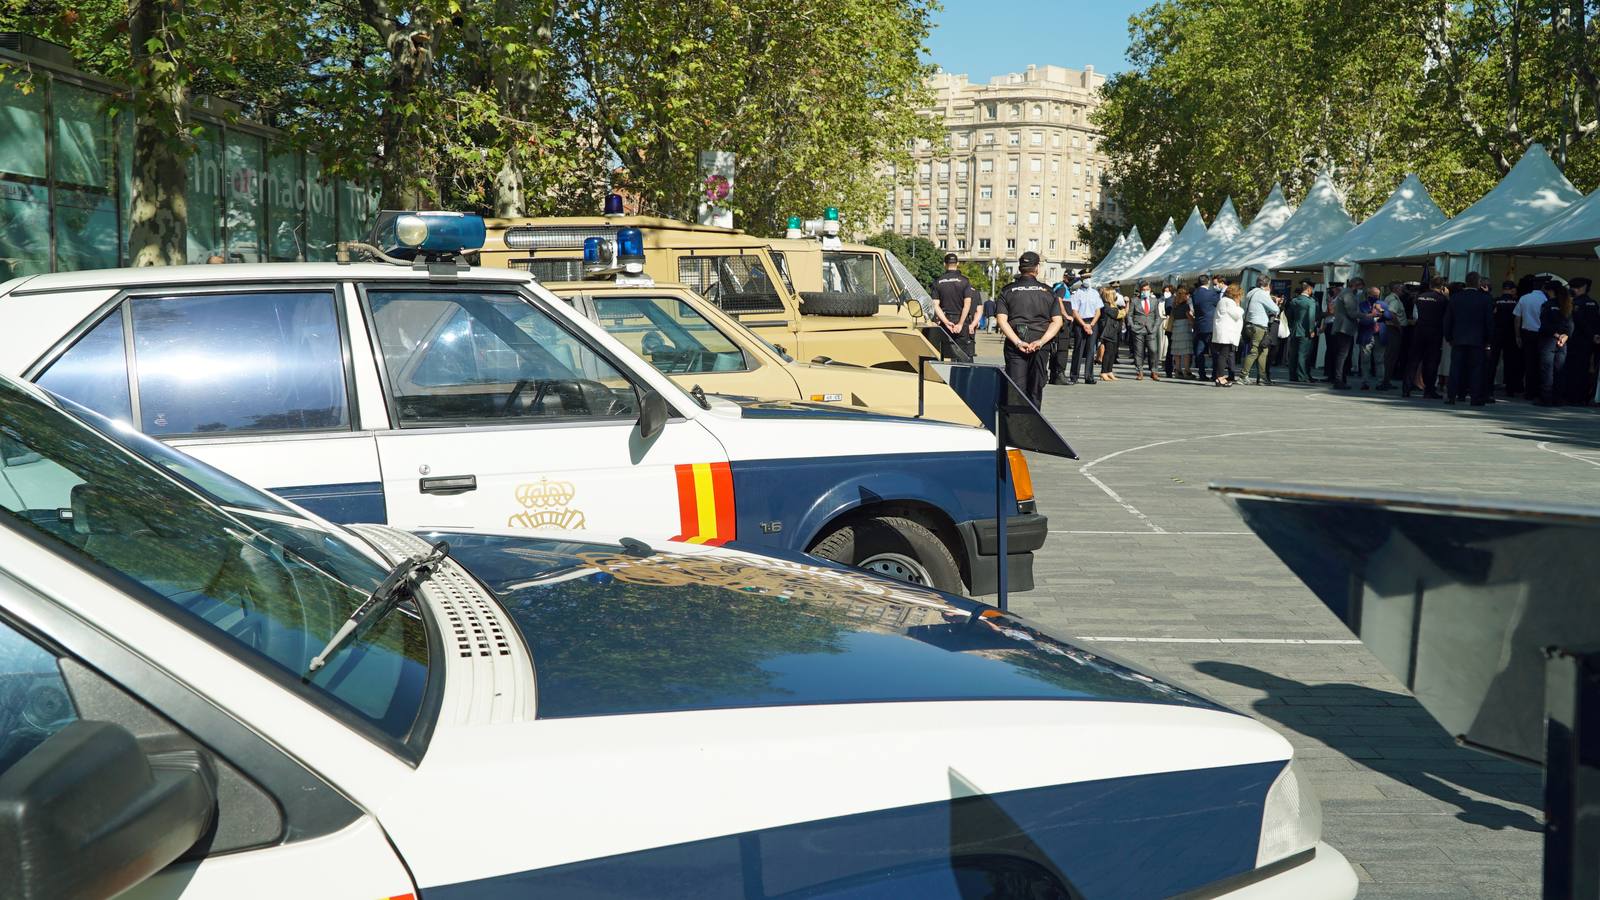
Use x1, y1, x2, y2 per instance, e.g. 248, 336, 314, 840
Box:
1129, 281, 1165, 381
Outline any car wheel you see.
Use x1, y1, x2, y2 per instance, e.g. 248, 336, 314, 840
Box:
809, 515, 964, 593
798, 291, 880, 317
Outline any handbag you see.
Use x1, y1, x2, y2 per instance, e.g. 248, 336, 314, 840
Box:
1276, 314, 1290, 340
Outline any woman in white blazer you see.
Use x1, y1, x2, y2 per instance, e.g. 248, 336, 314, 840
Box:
1210, 283, 1246, 386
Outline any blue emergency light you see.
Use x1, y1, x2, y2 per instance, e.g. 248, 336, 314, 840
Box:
603, 193, 625, 216
583, 237, 606, 264
375, 210, 485, 260
617, 227, 645, 263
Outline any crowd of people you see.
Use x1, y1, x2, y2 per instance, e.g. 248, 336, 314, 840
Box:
935, 250, 1600, 412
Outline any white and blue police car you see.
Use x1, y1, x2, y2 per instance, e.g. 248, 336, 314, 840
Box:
0, 213, 1043, 597
0, 376, 1356, 899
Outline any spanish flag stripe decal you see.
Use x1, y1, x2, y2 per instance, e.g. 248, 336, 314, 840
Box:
672, 463, 698, 542
670, 462, 736, 544
710, 462, 736, 545
690, 463, 718, 544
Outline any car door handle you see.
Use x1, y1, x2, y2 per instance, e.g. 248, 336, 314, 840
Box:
419, 475, 477, 495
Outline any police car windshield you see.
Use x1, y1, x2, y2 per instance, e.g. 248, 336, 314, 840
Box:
0, 380, 431, 745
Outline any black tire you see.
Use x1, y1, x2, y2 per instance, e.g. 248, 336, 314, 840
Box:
798, 291, 880, 317
809, 515, 964, 593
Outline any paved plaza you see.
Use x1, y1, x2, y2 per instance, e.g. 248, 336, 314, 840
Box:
986, 335, 1599, 898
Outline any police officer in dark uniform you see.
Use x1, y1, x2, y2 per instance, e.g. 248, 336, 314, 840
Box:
1564, 276, 1598, 405
1047, 273, 1075, 384
996, 251, 1064, 408
929, 253, 976, 360
1488, 279, 1521, 398
1408, 277, 1448, 399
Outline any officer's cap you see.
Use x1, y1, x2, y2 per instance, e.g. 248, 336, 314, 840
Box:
1018, 250, 1041, 268
943, 252, 959, 263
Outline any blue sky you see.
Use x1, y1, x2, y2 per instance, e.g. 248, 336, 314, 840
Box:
924, 0, 1144, 80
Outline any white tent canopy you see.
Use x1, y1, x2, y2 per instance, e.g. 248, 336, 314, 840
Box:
1188, 184, 1295, 277
1122, 206, 1207, 282
1477, 184, 1600, 257
1109, 218, 1176, 285
1370, 143, 1581, 263
1282, 174, 1447, 271
1158, 198, 1241, 281
1089, 225, 1145, 285
1227, 174, 1355, 274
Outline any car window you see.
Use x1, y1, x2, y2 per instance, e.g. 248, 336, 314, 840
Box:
822, 252, 897, 303
36, 311, 134, 424
769, 250, 795, 291
129, 291, 350, 437
368, 288, 640, 426
590, 296, 748, 374
0, 381, 429, 743
677, 255, 787, 314
0, 617, 78, 775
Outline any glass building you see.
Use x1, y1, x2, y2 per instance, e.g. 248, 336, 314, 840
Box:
1, 35, 378, 279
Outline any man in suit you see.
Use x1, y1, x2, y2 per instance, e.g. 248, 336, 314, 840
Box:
1442, 271, 1494, 406
1129, 281, 1164, 381
1564, 276, 1598, 405
1488, 280, 1521, 397
1327, 277, 1364, 390
1191, 276, 1220, 380
1285, 280, 1318, 382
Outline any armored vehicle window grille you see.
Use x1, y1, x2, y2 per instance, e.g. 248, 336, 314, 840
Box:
509, 258, 585, 283
677, 256, 786, 315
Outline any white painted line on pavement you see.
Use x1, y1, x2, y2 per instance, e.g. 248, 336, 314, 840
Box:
1537, 440, 1600, 469
1077, 636, 1362, 645
1076, 423, 1476, 533
1050, 530, 1252, 535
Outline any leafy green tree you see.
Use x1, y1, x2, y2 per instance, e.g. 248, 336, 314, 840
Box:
1096, 0, 1600, 239
558, 0, 939, 236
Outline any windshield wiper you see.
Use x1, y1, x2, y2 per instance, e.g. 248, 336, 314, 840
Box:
306, 540, 449, 675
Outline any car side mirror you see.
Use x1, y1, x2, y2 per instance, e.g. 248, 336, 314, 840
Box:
905, 298, 924, 320
0, 720, 217, 900
637, 388, 671, 441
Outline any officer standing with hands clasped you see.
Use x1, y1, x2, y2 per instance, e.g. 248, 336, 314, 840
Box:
930, 253, 976, 360
996, 250, 1064, 408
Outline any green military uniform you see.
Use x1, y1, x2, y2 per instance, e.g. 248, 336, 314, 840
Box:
1286, 291, 1318, 382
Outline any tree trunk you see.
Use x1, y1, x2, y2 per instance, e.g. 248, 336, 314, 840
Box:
127, 0, 189, 267
492, 151, 525, 217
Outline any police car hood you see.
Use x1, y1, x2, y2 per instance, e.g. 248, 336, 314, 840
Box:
427, 531, 1218, 718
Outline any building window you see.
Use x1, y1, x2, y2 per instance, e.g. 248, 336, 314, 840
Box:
957, 161, 969, 178
979, 186, 992, 199
1073, 162, 1082, 176
1026, 238, 1038, 251
978, 211, 992, 226
1051, 158, 1060, 173
1029, 186, 1041, 199
938, 161, 950, 178
1072, 135, 1081, 148
980, 159, 994, 174
956, 214, 967, 229
1071, 240, 1079, 251
938, 187, 949, 202
957, 238, 968, 250
979, 238, 991, 252
1050, 187, 1058, 200
1028, 211, 1040, 225
1008, 131, 1020, 146
1030, 131, 1043, 146
1007, 159, 1019, 174
1006, 212, 1017, 226
1007, 185, 1018, 199
919, 214, 930, 228
919, 162, 931, 178
984, 131, 996, 145
985, 102, 997, 120
957, 134, 970, 148
1049, 212, 1057, 226
1006, 238, 1016, 251
1031, 104, 1042, 119
938, 215, 948, 229
1073, 190, 1080, 203
1051, 133, 1061, 147
1029, 158, 1042, 173
1009, 104, 1020, 119
938, 239, 948, 250
1048, 239, 1057, 251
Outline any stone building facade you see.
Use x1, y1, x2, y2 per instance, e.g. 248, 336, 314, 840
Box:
884, 65, 1121, 284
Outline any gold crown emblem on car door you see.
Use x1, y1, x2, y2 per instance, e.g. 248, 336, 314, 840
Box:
507, 477, 587, 530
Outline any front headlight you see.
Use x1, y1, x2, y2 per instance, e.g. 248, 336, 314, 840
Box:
1257, 758, 1322, 867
